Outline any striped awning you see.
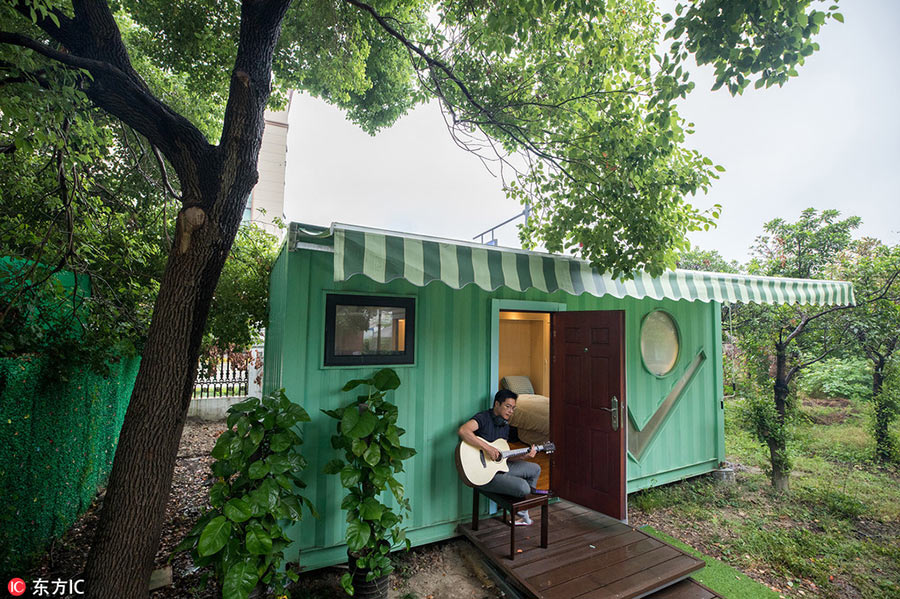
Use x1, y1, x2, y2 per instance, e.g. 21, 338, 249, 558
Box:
294, 223, 855, 306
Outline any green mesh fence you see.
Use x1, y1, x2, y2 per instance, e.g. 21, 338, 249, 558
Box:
0, 355, 139, 575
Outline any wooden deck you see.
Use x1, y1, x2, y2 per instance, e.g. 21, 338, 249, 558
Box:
459, 500, 715, 599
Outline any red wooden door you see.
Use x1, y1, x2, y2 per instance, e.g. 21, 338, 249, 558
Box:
550, 310, 626, 519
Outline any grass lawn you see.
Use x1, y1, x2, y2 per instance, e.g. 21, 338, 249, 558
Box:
628, 396, 900, 599
641, 525, 780, 599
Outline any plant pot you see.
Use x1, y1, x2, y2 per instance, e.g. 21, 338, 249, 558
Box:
348, 552, 390, 599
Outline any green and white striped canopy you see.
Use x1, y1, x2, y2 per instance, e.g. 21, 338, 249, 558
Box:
293, 223, 855, 306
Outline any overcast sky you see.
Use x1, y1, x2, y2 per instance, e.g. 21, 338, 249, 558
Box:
284, 0, 900, 264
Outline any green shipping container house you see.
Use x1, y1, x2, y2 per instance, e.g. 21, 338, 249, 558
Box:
263, 222, 855, 571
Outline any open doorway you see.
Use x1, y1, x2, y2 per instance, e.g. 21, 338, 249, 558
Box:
497, 310, 551, 491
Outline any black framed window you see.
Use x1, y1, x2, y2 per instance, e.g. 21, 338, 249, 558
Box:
324, 294, 415, 366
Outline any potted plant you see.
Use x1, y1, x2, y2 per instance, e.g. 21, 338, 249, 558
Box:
322, 368, 417, 598
176, 390, 317, 599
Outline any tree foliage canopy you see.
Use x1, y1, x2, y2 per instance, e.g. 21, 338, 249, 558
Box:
1, 0, 842, 277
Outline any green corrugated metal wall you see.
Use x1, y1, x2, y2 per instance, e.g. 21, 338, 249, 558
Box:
264, 246, 724, 570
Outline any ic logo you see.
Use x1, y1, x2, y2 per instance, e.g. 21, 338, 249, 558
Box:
7, 578, 26, 596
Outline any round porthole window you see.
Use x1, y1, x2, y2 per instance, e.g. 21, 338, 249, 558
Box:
640, 310, 679, 377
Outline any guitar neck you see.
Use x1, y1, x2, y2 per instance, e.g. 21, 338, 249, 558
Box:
501, 444, 547, 460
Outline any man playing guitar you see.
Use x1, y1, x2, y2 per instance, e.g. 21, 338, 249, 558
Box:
457, 389, 542, 524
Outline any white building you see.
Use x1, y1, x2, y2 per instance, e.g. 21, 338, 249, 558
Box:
244, 94, 291, 237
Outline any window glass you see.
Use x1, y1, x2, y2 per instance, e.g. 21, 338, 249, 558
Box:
640, 310, 679, 376
325, 295, 415, 366
335, 305, 406, 355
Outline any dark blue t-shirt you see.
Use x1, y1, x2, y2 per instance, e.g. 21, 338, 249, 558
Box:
471, 409, 518, 443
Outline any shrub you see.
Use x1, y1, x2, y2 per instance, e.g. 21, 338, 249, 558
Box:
797, 358, 872, 401
176, 390, 316, 599
322, 368, 417, 596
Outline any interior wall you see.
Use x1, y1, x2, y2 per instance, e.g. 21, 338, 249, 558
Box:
498, 311, 550, 395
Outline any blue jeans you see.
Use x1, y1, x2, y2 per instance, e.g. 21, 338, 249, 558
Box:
477, 460, 541, 498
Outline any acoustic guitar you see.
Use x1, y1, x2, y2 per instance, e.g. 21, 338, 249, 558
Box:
455, 438, 556, 487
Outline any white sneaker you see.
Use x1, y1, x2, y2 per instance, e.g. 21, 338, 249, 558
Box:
516, 510, 532, 526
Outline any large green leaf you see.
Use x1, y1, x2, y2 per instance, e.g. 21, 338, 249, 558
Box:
209, 481, 229, 507
266, 454, 295, 474
341, 404, 360, 434
224, 498, 253, 523
384, 424, 401, 446
245, 522, 273, 555
248, 460, 269, 480
228, 398, 260, 413
359, 497, 384, 521
346, 520, 371, 552
351, 437, 367, 457
235, 415, 250, 437
279, 495, 302, 520
387, 478, 405, 502
347, 410, 378, 439
372, 368, 401, 391
341, 493, 361, 511
340, 466, 361, 488
269, 431, 292, 452
363, 442, 381, 467
380, 510, 401, 528
211, 431, 235, 460
342, 377, 372, 391
222, 559, 259, 599
248, 424, 264, 447
198, 516, 232, 557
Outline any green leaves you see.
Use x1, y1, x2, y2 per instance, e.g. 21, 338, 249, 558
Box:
346, 520, 372, 552
198, 516, 232, 557
343, 408, 378, 439
222, 560, 259, 599
245, 522, 273, 555
177, 391, 314, 597
359, 498, 384, 521
340, 466, 361, 488
224, 498, 253, 523
326, 370, 414, 594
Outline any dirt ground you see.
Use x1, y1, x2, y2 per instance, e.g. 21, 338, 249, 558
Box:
27, 420, 502, 599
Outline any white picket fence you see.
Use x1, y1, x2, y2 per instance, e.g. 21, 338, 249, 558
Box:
188, 347, 263, 421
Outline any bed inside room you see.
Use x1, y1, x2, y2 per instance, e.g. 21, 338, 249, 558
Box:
498, 310, 551, 490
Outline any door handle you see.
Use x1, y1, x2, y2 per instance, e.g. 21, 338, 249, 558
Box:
599, 396, 619, 431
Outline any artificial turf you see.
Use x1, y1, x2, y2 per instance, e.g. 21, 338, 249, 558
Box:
640, 526, 781, 599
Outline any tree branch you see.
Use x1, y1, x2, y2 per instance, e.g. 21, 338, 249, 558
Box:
343, 0, 579, 181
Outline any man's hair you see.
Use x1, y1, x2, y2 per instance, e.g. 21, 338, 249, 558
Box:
494, 388, 518, 406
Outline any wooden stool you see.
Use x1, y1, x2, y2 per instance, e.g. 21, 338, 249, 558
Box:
472, 489, 548, 560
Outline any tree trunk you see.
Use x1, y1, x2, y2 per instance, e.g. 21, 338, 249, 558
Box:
871, 357, 892, 463
767, 439, 790, 492
770, 343, 791, 492
83, 171, 248, 597
83, 3, 290, 591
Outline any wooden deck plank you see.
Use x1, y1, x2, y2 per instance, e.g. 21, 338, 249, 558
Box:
587, 555, 705, 599
481, 515, 630, 552
458, 499, 707, 599
648, 578, 719, 599
540, 546, 682, 599
523, 533, 661, 585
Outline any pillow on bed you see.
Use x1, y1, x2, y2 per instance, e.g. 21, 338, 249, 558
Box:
501, 375, 535, 395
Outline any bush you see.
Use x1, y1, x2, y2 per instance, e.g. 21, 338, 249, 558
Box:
176, 390, 316, 599
797, 358, 872, 401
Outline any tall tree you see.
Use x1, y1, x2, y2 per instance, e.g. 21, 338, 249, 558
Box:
833, 239, 900, 461
0, 0, 842, 595
737, 208, 859, 491
676, 246, 740, 273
